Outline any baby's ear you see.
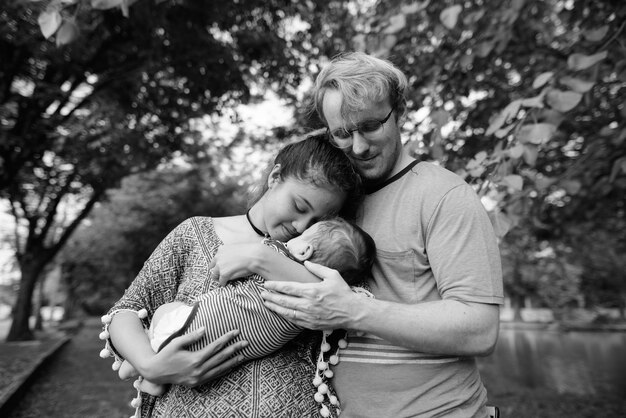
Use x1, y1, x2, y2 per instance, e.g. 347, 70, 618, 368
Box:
294, 244, 314, 262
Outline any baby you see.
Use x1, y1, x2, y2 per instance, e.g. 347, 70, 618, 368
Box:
116, 217, 375, 397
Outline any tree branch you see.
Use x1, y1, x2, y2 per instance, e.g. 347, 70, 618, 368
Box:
45, 187, 105, 264
38, 172, 77, 244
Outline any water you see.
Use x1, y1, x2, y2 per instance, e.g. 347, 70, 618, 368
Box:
478, 328, 626, 398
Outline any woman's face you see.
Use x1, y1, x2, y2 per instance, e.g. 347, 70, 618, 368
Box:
262, 170, 346, 242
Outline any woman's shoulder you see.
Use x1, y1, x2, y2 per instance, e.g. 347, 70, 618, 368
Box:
170, 216, 217, 241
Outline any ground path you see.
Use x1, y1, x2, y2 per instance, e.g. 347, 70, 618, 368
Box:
5, 317, 134, 418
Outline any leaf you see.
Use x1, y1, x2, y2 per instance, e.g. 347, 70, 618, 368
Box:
383, 13, 406, 34
559, 76, 595, 93
567, 51, 607, 71
430, 109, 449, 126
517, 123, 557, 145
534, 176, 555, 191
486, 99, 521, 136
507, 142, 524, 159
609, 157, 626, 182
475, 41, 494, 58
401, 1, 430, 14
522, 144, 538, 166
463, 9, 485, 26
55, 20, 79, 46
560, 180, 582, 195
488, 209, 513, 239
546, 89, 582, 112
583, 26, 609, 42
38, 10, 62, 39
532, 72, 554, 89
495, 123, 515, 139
440, 5, 462, 29
467, 165, 485, 178
537, 109, 565, 128
459, 53, 474, 71
91, 0, 124, 10
503, 174, 524, 191
474, 151, 488, 163
520, 93, 545, 108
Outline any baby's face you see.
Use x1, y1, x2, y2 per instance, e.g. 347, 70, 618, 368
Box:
285, 223, 322, 261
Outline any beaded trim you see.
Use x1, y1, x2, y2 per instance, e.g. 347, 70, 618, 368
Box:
99, 308, 150, 418
100, 288, 374, 418
313, 286, 374, 417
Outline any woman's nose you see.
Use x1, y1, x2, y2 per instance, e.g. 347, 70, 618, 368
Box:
293, 217, 313, 234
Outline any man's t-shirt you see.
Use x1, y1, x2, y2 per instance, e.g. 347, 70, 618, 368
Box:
334, 161, 503, 418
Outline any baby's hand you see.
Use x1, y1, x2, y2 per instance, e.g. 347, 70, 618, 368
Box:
138, 378, 168, 397
118, 359, 139, 380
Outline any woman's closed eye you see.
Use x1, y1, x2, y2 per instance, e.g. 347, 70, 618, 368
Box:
294, 202, 306, 213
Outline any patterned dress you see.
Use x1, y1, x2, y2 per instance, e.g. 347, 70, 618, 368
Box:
108, 217, 326, 417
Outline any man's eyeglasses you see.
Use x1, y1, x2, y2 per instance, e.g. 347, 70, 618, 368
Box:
327, 108, 395, 149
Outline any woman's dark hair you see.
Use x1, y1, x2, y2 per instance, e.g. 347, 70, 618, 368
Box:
249, 133, 362, 219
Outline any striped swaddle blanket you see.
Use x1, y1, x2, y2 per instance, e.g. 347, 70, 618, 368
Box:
186, 275, 302, 359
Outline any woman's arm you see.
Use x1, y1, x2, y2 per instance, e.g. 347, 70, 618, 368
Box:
106, 218, 247, 386
109, 311, 246, 386
212, 243, 325, 285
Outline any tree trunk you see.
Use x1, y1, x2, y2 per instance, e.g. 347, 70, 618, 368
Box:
34, 278, 45, 331
512, 294, 524, 322
60, 263, 78, 321
6, 254, 46, 341
511, 259, 525, 322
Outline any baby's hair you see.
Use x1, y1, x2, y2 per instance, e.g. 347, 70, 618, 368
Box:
307, 218, 376, 285
249, 134, 362, 218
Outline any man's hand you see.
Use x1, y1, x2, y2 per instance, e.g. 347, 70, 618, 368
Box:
260, 261, 358, 330
139, 328, 248, 388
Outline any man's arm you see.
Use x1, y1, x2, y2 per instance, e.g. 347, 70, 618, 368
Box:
262, 262, 499, 357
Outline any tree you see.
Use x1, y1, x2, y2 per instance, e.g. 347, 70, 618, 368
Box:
314, 0, 626, 316
60, 164, 249, 317
0, 0, 351, 340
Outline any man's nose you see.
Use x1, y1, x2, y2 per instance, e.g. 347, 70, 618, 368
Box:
351, 131, 370, 155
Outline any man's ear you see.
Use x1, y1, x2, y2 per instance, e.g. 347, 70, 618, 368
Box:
267, 164, 282, 188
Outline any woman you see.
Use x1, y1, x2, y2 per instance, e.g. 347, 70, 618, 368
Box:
104, 134, 361, 417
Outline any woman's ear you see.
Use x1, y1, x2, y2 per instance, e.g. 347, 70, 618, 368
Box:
267, 164, 282, 188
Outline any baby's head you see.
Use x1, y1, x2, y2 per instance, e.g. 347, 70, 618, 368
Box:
285, 218, 375, 285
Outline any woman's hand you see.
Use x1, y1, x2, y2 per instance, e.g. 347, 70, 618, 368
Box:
138, 328, 248, 388
260, 261, 359, 330
209, 243, 263, 286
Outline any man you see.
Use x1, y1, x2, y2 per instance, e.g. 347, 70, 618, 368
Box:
260, 52, 504, 417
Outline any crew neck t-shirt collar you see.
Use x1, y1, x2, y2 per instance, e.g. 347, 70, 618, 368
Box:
364, 159, 419, 195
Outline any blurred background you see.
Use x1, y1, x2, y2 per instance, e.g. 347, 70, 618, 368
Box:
1, 0, 625, 416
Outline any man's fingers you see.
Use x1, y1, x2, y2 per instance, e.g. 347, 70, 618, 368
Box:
303, 260, 335, 278
262, 280, 311, 296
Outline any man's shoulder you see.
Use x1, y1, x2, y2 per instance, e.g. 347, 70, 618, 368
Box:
411, 161, 467, 191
